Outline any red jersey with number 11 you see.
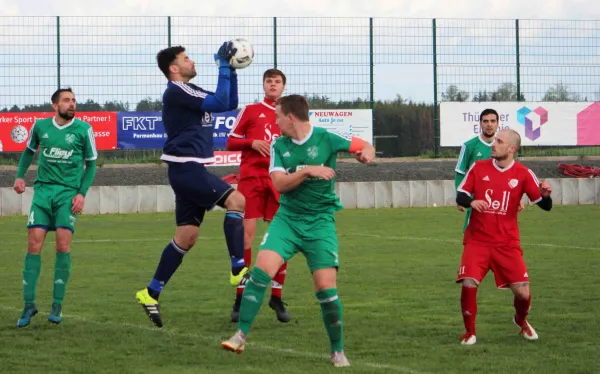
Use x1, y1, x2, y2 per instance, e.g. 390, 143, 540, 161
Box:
228, 98, 280, 179
457, 159, 542, 245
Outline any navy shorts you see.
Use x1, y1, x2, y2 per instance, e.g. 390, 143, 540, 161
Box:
167, 161, 234, 226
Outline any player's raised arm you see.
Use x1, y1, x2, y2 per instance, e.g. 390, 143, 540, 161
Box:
165, 42, 237, 113
328, 132, 375, 164
229, 69, 239, 111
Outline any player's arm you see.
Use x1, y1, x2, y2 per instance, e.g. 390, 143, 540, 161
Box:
524, 168, 552, 211
78, 127, 98, 197
329, 132, 375, 164
169, 42, 236, 113
454, 143, 470, 189
228, 69, 239, 110
14, 122, 40, 193
226, 106, 253, 151
269, 141, 334, 193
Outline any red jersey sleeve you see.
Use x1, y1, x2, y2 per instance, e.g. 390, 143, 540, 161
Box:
523, 167, 543, 204
229, 106, 251, 138
457, 162, 477, 197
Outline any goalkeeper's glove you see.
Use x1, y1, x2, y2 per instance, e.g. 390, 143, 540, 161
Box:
214, 41, 237, 69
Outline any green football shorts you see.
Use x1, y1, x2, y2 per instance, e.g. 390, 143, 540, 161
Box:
27, 183, 78, 232
258, 209, 339, 273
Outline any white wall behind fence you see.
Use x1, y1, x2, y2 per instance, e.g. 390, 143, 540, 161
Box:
1, 178, 599, 216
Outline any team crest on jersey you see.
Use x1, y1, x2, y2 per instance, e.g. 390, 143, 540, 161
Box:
508, 179, 519, 189
307, 146, 318, 159
65, 133, 75, 144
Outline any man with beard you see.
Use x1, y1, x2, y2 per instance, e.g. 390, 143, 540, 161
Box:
455, 108, 499, 232
455, 129, 552, 345
135, 44, 248, 328
14, 87, 98, 327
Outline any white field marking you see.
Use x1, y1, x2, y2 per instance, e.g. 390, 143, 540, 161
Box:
3, 234, 599, 252
341, 233, 600, 252
0, 305, 428, 374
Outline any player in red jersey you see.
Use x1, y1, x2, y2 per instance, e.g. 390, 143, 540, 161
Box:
226, 68, 290, 323
455, 129, 553, 345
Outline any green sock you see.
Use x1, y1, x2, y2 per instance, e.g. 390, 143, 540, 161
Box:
316, 288, 344, 353
53, 252, 71, 305
238, 267, 271, 335
23, 253, 42, 306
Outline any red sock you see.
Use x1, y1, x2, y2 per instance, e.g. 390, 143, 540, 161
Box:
461, 286, 478, 335
236, 248, 253, 296
514, 294, 531, 327
270, 262, 287, 298
244, 247, 252, 268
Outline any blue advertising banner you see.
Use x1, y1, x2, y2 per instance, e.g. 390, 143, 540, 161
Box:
117, 110, 240, 149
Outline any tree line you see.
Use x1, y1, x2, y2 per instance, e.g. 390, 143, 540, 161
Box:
0, 82, 586, 157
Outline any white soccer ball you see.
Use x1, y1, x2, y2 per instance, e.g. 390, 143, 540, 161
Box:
229, 38, 254, 69
11, 125, 28, 144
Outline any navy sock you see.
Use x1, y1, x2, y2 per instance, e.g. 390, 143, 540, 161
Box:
147, 240, 188, 300
224, 210, 245, 275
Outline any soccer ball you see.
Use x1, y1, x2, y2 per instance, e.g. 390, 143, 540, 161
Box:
11, 125, 28, 143
229, 38, 254, 69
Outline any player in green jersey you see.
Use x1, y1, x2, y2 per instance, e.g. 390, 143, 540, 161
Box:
455, 109, 498, 232
221, 95, 375, 368
13, 88, 98, 327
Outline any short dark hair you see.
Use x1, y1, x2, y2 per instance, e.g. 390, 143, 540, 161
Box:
480, 108, 499, 123
263, 68, 286, 85
51, 87, 73, 104
157, 46, 186, 79
277, 95, 309, 121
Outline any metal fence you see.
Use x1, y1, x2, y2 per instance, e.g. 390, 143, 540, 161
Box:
1, 17, 599, 158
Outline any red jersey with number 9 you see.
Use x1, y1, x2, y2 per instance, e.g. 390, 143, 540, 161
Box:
228, 98, 281, 179
457, 159, 543, 245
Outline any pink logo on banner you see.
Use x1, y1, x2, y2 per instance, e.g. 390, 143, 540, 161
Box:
577, 102, 600, 146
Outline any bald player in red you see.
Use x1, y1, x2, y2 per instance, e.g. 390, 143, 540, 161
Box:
455, 129, 553, 345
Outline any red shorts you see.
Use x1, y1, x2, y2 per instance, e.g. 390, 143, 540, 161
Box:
237, 177, 280, 221
456, 240, 529, 289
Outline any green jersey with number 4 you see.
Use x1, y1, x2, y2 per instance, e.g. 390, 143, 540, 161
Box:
27, 117, 98, 190
269, 126, 351, 215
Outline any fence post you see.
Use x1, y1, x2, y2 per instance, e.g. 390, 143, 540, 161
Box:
515, 19, 521, 101
56, 16, 61, 89
369, 17, 374, 111
168, 16, 172, 47
432, 18, 439, 158
273, 17, 277, 68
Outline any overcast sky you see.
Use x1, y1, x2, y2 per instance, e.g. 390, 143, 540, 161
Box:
2, 0, 600, 19
1, 0, 600, 108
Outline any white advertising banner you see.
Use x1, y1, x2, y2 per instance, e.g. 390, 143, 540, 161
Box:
440, 102, 600, 146
309, 109, 373, 144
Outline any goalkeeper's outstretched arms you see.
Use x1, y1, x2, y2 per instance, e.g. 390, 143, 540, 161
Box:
199, 41, 238, 113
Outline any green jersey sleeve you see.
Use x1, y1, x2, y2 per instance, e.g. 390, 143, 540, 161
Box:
269, 139, 286, 174
26, 121, 40, 152
84, 126, 98, 161
328, 132, 352, 152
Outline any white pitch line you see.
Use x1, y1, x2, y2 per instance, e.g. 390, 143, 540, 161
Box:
0, 305, 429, 374
3, 234, 599, 252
